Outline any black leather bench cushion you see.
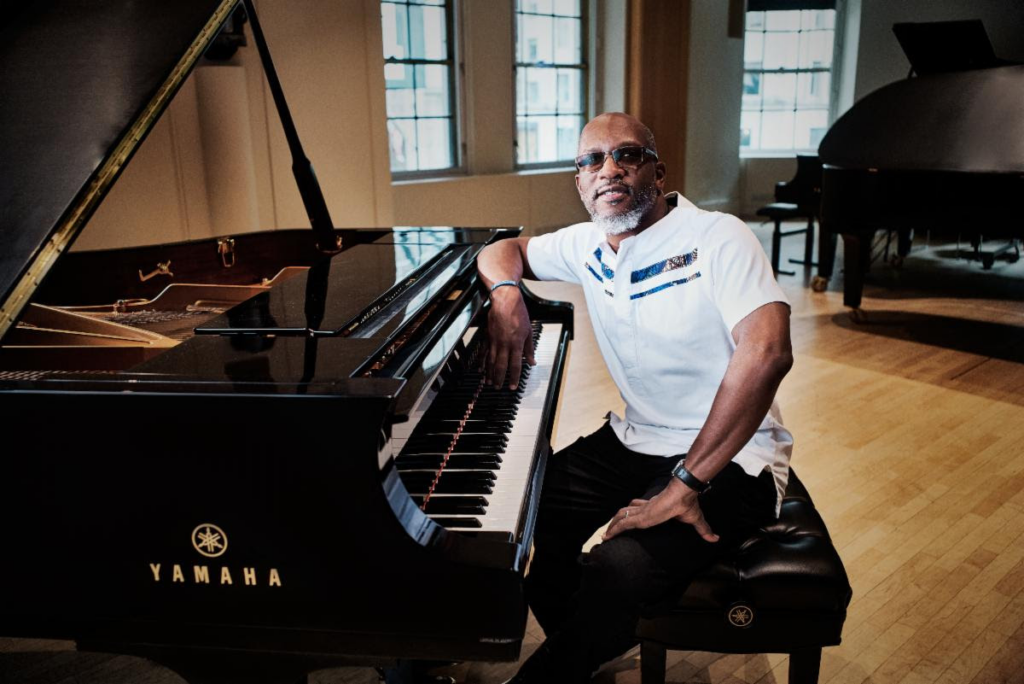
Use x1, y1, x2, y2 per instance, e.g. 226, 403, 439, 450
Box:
670, 472, 850, 612
756, 202, 805, 219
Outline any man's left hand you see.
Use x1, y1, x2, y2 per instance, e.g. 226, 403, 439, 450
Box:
603, 479, 719, 543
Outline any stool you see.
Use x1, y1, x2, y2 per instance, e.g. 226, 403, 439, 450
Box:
756, 203, 817, 276
636, 470, 851, 684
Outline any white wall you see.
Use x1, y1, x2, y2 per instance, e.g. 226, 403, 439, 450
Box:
853, 0, 1024, 102
76, 0, 394, 251
683, 0, 746, 215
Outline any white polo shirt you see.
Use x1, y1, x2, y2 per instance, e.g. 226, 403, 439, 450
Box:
527, 192, 792, 511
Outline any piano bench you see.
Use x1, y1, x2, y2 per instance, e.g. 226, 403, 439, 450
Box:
755, 202, 817, 276
635, 470, 851, 684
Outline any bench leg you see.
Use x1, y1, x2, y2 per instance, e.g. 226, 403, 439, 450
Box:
640, 640, 667, 684
789, 647, 822, 684
771, 220, 796, 276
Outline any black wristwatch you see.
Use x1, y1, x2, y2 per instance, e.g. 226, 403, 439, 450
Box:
672, 460, 711, 494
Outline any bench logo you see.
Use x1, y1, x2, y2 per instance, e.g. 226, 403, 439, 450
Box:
148, 523, 282, 588
192, 523, 227, 558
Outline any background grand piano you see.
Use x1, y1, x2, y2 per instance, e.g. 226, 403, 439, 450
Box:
0, 2, 572, 682
813, 19, 1024, 308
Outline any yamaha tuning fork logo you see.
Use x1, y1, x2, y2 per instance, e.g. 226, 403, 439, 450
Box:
147, 522, 283, 588
192, 523, 228, 558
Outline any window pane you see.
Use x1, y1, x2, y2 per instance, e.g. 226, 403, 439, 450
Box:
801, 9, 835, 30
746, 11, 764, 30
763, 31, 799, 69
387, 118, 417, 172
386, 84, 415, 118
408, 5, 447, 60
762, 72, 796, 110
526, 68, 557, 114
553, 18, 581, 64
527, 115, 560, 163
762, 110, 795, 149
557, 68, 583, 114
797, 71, 830, 108
382, 3, 408, 59
521, 0, 553, 14
742, 72, 762, 110
416, 118, 452, 170
553, 0, 580, 17
521, 14, 554, 64
516, 117, 534, 165
765, 10, 800, 31
799, 29, 834, 69
795, 109, 829, 149
744, 32, 764, 69
557, 115, 583, 160
516, 68, 527, 115
415, 64, 450, 116
740, 110, 761, 150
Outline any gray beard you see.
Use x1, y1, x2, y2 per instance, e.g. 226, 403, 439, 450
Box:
589, 184, 658, 236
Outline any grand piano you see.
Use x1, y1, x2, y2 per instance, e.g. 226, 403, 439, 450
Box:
812, 56, 1024, 308
0, 2, 572, 683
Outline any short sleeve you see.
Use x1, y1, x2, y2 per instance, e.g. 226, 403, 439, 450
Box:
707, 215, 789, 332
526, 224, 586, 284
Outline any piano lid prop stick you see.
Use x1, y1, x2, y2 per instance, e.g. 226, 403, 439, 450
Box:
241, 0, 340, 254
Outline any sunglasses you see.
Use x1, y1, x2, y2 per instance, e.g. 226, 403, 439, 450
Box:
574, 146, 658, 173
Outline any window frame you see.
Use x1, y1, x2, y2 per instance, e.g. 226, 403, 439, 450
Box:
739, 7, 843, 158
381, 0, 466, 178
512, 0, 590, 171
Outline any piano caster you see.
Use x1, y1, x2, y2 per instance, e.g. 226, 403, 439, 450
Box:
848, 308, 866, 324
811, 276, 829, 293
890, 254, 904, 268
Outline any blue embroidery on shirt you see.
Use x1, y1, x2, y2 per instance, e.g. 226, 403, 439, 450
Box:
585, 263, 604, 283
630, 272, 702, 300
593, 248, 615, 279
630, 249, 699, 284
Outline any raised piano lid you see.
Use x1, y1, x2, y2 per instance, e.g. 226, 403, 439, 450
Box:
0, 0, 237, 340
818, 65, 1024, 173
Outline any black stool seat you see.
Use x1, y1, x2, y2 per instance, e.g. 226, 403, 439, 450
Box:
636, 470, 851, 684
756, 202, 804, 220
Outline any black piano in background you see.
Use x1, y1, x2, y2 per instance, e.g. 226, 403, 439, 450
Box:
812, 38, 1024, 308
0, 2, 572, 683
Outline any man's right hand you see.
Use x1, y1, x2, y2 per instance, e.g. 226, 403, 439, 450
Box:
484, 287, 536, 390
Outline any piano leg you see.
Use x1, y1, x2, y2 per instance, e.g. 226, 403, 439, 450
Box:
842, 233, 865, 309
812, 223, 838, 292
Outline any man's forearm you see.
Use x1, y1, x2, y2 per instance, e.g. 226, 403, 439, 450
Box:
682, 341, 793, 483
477, 238, 531, 289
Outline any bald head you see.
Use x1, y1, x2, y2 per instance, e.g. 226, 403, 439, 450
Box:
578, 112, 657, 155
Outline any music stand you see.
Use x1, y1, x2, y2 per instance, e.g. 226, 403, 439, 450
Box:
893, 20, 1000, 76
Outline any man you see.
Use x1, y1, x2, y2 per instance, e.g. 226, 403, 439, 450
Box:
476, 113, 793, 683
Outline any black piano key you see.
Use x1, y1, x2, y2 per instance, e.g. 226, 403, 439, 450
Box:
430, 517, 483, 529
395, 453, 503, 470
412, 496, 488, 515
399, 471, 496, 486
404, 433, 507, 452
401, 479, 494, 495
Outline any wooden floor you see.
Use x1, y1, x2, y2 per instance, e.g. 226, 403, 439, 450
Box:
3, 223, 1023, 684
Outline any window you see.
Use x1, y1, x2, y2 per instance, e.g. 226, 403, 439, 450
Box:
740, 8, 837, 154
381, 0, 459, 173
514, 0, 587, 167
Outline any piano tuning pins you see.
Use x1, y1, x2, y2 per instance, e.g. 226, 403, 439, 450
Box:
217, 238, 236, 268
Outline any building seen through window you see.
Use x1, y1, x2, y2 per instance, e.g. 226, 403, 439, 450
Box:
515, 0, 587, 167
741, 9, 836, 154
381, 0, 458, 173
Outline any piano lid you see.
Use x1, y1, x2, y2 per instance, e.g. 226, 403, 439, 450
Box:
0, 0, 237, 340
818, 65, 1024, 174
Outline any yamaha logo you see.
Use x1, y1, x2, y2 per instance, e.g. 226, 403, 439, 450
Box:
148, 523, 282, 587
192, 523, 228, 558
727, 604, 754, 628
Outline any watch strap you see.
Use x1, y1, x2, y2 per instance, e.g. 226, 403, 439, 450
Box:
672, 460, 711, 494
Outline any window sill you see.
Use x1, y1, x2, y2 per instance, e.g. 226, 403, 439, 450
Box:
391, 166, 576, 186
740, 149, 818, 160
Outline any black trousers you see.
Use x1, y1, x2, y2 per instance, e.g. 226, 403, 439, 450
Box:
521, 423, 777, 683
